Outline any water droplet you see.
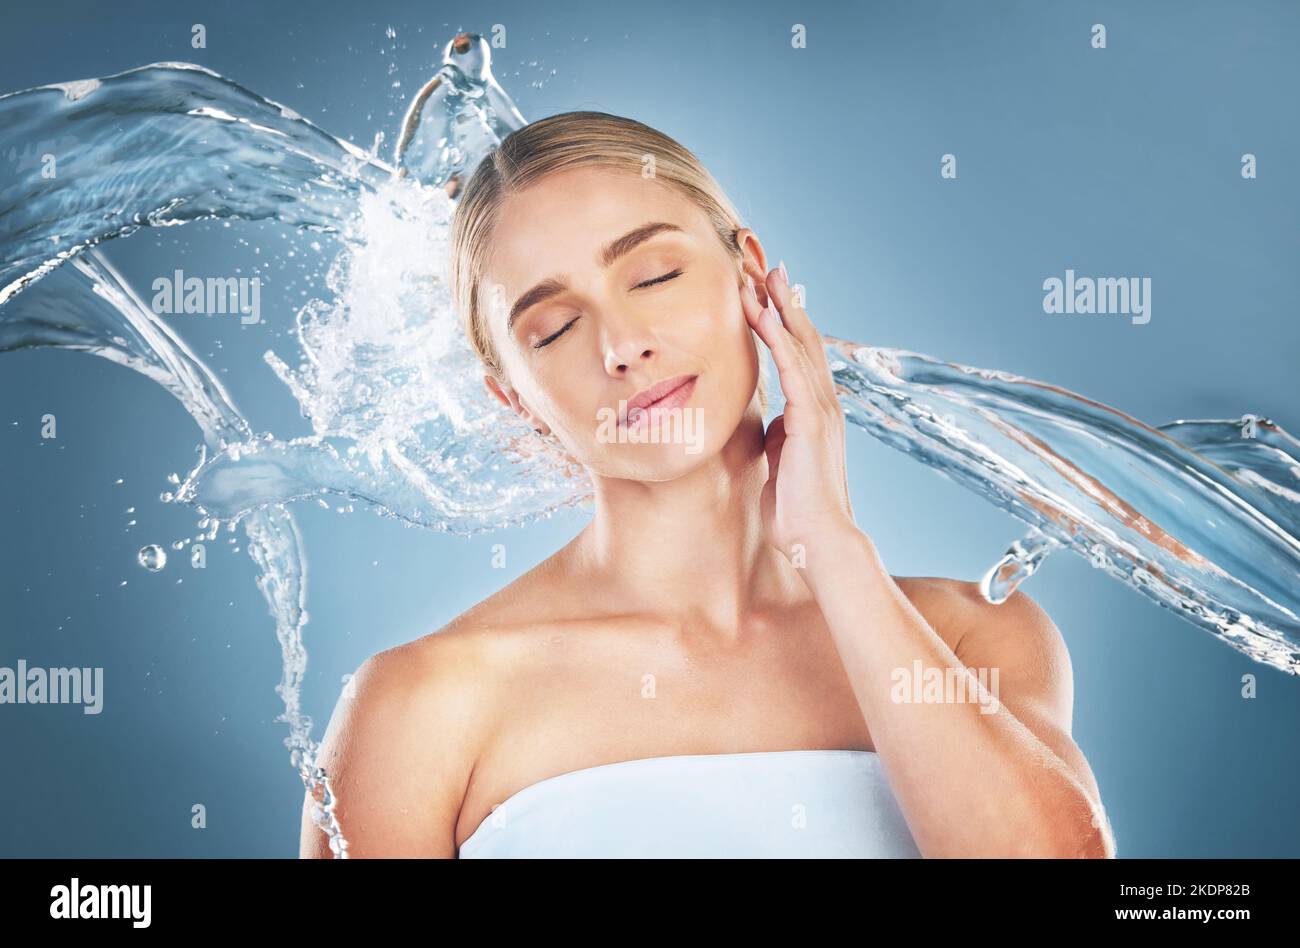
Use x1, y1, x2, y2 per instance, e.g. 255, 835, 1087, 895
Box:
979, 530, 1058, 603
137, 544, 167, 572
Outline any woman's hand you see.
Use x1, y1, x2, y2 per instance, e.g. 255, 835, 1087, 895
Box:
740, 262, 859, 562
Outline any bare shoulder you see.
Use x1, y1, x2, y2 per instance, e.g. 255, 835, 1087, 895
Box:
899, 574, 1071, 672
892, 575, 1103, 800
297, 565, 564, 859
295, 619, 485, 857
892, 575, 1074, 722
891, 576, 991, 651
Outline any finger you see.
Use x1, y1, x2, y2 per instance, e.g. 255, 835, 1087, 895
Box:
764, 267, 838, 410
740, 272, 766, 325
748, 297, 822, 420
764, 265, 827, 370
763, 268, 832, 407
742, 274, 826, 421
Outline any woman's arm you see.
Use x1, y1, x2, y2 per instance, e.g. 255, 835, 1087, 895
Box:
801, 529, 1114, 858
299, 634, 486, 858
740, 264, 1113, 858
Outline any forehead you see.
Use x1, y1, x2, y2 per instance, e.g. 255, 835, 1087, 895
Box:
483, 166, 708, 291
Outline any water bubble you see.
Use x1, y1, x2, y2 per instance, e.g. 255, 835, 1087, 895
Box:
137, 544, 167, 571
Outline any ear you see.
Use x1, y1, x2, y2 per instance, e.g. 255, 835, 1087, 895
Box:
483, 373, 551, 436
734, 227, 773, 307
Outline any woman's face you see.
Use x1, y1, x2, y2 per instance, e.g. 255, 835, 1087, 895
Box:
479, 165, 764, 481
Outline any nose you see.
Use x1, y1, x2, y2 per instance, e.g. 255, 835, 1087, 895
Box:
601, 309, 658, 376
604, 341, 655, 375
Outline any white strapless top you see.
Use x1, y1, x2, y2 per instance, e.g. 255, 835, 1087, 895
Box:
457, 749, 921, 858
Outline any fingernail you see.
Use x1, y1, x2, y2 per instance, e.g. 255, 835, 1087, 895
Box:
777, 259, 789, 287
744, 273, 759, 306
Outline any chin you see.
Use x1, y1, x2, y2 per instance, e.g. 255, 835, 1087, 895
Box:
586, 432, 713, 482
594, 411, 756, 483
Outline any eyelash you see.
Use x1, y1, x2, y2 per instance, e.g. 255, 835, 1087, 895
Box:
635, 268, 684, 289
531, 269, 684, 348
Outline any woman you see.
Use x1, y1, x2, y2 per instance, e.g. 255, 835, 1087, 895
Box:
299, 111, 1114, 859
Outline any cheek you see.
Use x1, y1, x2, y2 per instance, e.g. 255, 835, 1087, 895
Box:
716, 287, 754, 353
688, 277, 743, 338
690, 282, 751, 375
700, 284, 760, 404
529, 368, 597, 442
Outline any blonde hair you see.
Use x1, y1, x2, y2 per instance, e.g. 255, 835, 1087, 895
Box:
448, 110, 769, 414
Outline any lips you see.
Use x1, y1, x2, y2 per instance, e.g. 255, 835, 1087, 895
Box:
620, 374, 698, 428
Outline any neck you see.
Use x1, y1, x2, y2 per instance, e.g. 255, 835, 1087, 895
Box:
568, 405, 807, 638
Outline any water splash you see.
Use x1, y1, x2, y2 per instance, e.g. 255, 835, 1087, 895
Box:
0, 62, 390, 308
0, 55, 407, 856
828, 345, 1299, 672
1, 31, 1297, 859
393, 32, 528, 192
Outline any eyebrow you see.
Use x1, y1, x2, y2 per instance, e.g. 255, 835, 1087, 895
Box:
505, 221, 684, 332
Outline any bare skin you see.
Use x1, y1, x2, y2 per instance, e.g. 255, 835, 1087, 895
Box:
300, 165, 1112, 859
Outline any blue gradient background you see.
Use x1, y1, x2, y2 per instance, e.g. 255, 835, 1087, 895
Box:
1, 0, 1297, 857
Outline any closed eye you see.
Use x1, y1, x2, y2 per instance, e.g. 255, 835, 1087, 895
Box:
635, 268, 683, 289
533, 318, 578, 348
533, 271, 685, 349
